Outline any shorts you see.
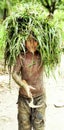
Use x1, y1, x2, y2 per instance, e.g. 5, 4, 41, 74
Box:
18, 93, 46, 130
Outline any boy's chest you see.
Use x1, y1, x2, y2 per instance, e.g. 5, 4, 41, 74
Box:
22, 53, 40, 69
21, 52, 41, 76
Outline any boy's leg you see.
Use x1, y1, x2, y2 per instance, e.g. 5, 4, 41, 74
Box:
18, 96, 31, 130
32, 94, 46, 130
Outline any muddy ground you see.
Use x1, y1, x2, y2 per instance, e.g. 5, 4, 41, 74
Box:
0, 55, 64, 130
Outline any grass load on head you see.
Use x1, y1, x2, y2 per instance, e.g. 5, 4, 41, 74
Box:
2, 2, 62, 75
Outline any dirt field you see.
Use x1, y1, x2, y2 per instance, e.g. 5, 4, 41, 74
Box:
0, 54, 64, 130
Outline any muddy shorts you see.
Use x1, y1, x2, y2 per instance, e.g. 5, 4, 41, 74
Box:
18, 94, 46, 130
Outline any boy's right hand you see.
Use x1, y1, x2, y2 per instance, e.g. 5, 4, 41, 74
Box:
25, 85, 35, 98
22, 80, 35, 98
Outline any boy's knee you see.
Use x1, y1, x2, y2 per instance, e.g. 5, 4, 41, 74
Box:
34, 112, 45, 125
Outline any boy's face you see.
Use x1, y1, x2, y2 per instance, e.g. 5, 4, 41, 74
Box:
25, 38, 38, 54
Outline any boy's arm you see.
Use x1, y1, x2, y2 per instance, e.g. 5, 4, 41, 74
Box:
12, 54, 27, 88
12, 71, 27, 88
12, 71, 34, 98
12, 55, 35, 98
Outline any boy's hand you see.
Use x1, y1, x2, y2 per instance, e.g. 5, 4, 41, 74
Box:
25, 85, 35, 98
22, 80, 35, 98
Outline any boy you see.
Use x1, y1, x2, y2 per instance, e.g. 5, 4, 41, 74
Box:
12, 35, 46, 130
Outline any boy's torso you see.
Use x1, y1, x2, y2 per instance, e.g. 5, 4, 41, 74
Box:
19, 51, 44, 97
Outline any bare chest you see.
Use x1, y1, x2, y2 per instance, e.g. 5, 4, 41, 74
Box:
21, 52, 41, 76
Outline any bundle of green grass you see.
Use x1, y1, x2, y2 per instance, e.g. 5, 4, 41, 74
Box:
3, 2, 62, 75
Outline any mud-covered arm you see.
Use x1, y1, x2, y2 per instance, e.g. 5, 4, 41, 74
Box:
12, 54, 34, 98
12, 54, 27, 88
12, 72, 27, 88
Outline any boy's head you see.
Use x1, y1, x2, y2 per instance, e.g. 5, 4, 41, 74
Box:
25, 35, 38, 54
